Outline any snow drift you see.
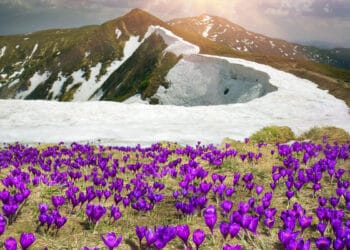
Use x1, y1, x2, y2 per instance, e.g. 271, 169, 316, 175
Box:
154, 54, 277, 106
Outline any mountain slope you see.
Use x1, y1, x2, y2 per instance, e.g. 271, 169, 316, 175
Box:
0, 9, 175, 101
168, 15, 350, 70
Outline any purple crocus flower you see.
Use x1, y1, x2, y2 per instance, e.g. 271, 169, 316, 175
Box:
101, 232, 122, 250
220, 200, 233, 215
329, 197, 339, 208
298, 215, 312, 232
203, 205, 217, 234
228, 223, 240, 238
222, 244, 242, 250
20, 233, 36, 250
278, 229, 299, 246
219, 221, 230, 240
318, 197, 327, 207
316, 223, 327, 236
51, 195, 65, 208
55, 216, 67, 229
176, 224, 190, 246
255, 185, 264, 196
192, 229, 205, 250
4, 237, 17, 250
315, 237, 332, 250
286, 190, 294, 200
135, 225, 146, 246
110, 206, 122, 222
0, 214, 7, 235
333, 238, 345, 250
233, 173, 240, 186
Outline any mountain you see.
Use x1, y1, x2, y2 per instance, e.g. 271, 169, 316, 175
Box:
168, 14, 350, 70
0, 9, 349, 106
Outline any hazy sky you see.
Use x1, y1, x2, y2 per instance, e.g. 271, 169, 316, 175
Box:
0, 0, 349, 48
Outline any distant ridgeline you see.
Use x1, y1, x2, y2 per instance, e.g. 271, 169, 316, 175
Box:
0, 9, 349, 106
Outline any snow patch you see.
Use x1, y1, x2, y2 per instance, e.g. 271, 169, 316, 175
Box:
89, 30, 157, 100
8, 79, 20, 88
72, 63, 102, 101
9, 68, 24, 79
85, 51, 90, 58
28, 43, 38, 59
16, 72, 50, 99
202, 24, 213, 38
0, 46, 6, 58
50, 73, 67, 99
115, 28, 122, 39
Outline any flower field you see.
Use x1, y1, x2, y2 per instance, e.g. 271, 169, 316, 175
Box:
0, 137, 349, 249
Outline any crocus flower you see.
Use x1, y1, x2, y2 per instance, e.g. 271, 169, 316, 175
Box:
220, 200, 233, 215
101, 232, 122, 250
333, 238, 345, 250
51, 196, 65, 208
135, 225, 146, 246
176, 224, 190, 246
255, 185, 264, 196
203, 205, 217, 234
316, 223, 327, 236
4, 237, 17, 250
55, 216, 67, 229
20, 233, 36, 250
222, 244, 242, 250
219, 221, 230, 240
0, 214, 7, 235
315, 237, 331, 250
298, 215, 312, 232
278, 229, 299, 246
192, 229, 205, 250
228, 223, 240, 238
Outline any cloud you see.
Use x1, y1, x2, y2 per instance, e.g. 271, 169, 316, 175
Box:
0, 0, 349, 47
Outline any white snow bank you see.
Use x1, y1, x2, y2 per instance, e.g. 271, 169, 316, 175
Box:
149, 26, 200, 56
0, 97, 349, 146
154, 54, 276, 106
0, 46, 6, 58
16, 72, 50, 99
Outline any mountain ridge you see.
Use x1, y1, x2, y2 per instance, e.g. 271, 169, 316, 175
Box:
168, 14, 350, 70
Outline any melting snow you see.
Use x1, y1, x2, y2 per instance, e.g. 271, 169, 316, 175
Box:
50, 73, 67, 99
73, 63, 102, 101
202, 24, 213, 38
150, 26, 200, 56
0, 46, 6, 58
16, 72, 50, 99
89, 31, 155, 100
115, 28, 122, 39
28, 43, 38, 59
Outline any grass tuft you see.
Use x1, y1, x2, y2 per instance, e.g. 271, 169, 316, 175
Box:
250, 126, 295, 144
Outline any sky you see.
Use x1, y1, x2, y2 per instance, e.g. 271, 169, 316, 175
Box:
0, 0, 349, 48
